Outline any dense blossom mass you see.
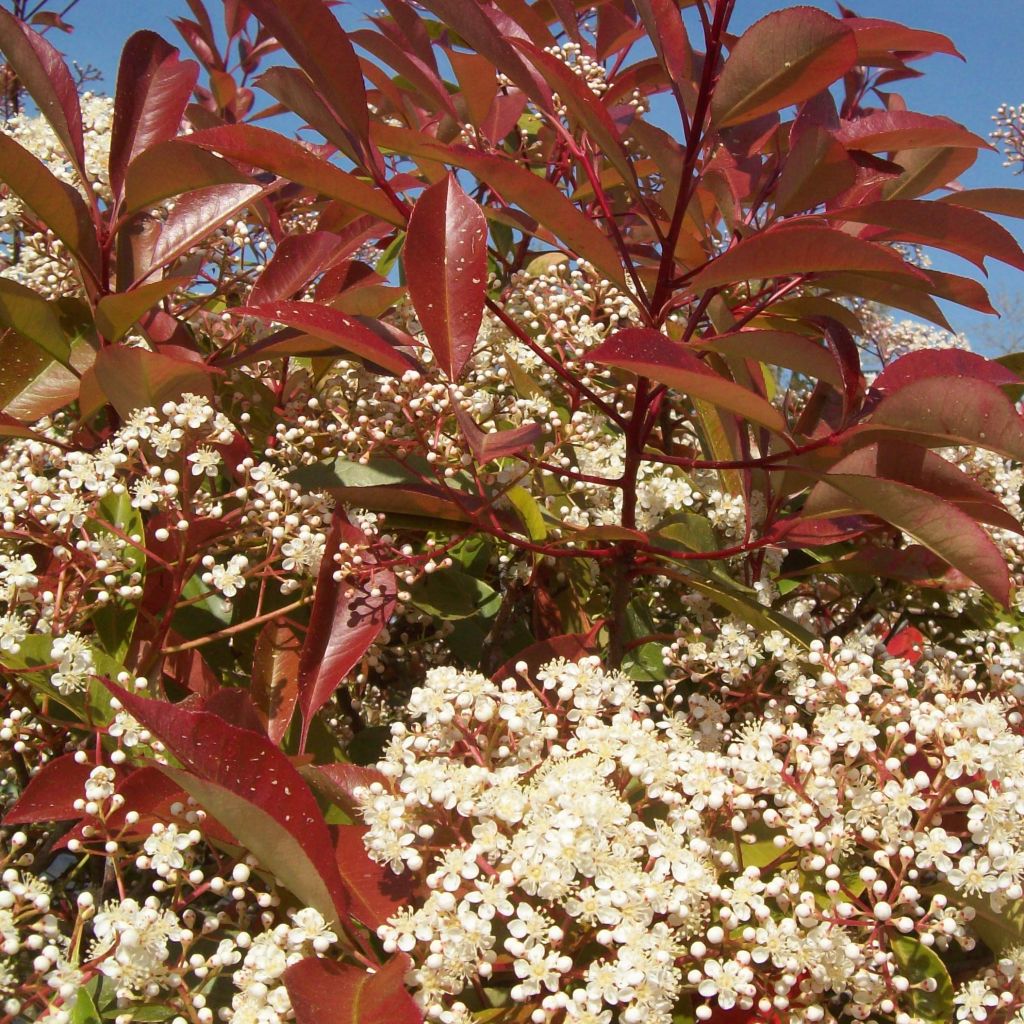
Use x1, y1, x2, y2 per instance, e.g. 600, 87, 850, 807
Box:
2, 1, 1024, 1024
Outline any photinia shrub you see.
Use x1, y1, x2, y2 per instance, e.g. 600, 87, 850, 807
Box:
1, 1, 1024, 1022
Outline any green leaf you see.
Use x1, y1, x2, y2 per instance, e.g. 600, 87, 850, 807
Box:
70, 989, 102, 1024
507, 485, 548, 541
410, 568, 500, 620
0, 279, 72, 365
95, 279, 184, 341
889, 936, 954, 1023
89, 491, 145, 660
711, 7, 858, 127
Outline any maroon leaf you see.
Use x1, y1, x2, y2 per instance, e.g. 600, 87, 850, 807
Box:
711, 8, 858, 127
234, 302, 417, 376
689, 224, 929, 292
0, 10, 86, 177
310, 763, 387, 818
110, 32, 199, 202
491, 628, 602, 683
405, 176, 488, 381
591, 329, 788, 433
874, 350, 1021, 393
185, 125, 404, 225
284, 955, 421, 1024
835, 111, 987, 152
815, 317, 863, 424
3, 753, 92, 825
827, 199, 1024, 273
452, 398, 542, 463
245, 0, 370, 148
105, 682, 352, 926
250, 232, 346, 305
297, 513, 396, 748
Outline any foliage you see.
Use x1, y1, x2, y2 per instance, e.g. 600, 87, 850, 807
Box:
0, 1, 1023, 1023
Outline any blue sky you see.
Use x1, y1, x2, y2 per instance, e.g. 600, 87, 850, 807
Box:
62, 0, 1024, 351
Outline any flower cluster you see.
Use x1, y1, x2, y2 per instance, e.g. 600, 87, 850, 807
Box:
360, 649, 1024, 1023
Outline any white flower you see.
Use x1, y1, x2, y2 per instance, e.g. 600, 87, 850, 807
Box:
142, 823, 196, 877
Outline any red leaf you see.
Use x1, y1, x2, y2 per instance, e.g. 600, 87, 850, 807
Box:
147, 182, 266, 277
245, 0, 370, 147
110, 32, 199, 202
803, 463, 1012, 606
711, 7, 858, 127
452, 399, 542, 463
633, 0, 692, 84
93, 346, 214, 420
250, 232, 346, 305
874, 350, 1021, 393
845, 17, 963, 64
105, 682, 353, 926
297, 513, 396, 748
887, 626, 926, 664
939, 187, 1024, 220
185, 125, 404, 226
776, 124, 858, 214
827, 199, 1024, 273
235, 301, 417, 376
251, 620, 302, 746
284, 955, 421, 1024
415, 0, 551, 109
689, 224, 929, 292
863, 377, 1024, 462
405, 175, 488, 381
0, 10, 86, 176
591, 329, 788, 433
835, 111, 988, 152
335, 824, 416, 931
815, 316, 863, 424
490, 628, 602, 683
3, 753, 91, 825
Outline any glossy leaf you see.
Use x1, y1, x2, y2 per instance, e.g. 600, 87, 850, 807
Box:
0, 10, 85, 175
828, 199, 1024, 272
147, 183, 266, 276
803, 472, 1011, 606
110, 32, 199, 201
889, 936, 954, 1023
298, 513, 396, 748
250, 233, 345, 305
245, 0, 370, 147
0, 279, 71, 365
251, 621, 301, 746
711, 8, 858, 127
186, 125, 404, 225
695, 330, 842, 386
3, 752, 92, 824
874, 350, 1020, 393
689, 224, 929, 292
405, 176, 488, 381
284, 955, 421, 1024
452, 400, 542, 463
845, 17, 962, 63
835, 111, 987, 152
234, 302, 417, 376
592, 329, 787, 433
0, 133, 101, 280
95, 278, 184, 342
93, 346, 213, 419
106, 682, 352, 926
864, 376, 1024, 462
939, 187, 1024, 219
